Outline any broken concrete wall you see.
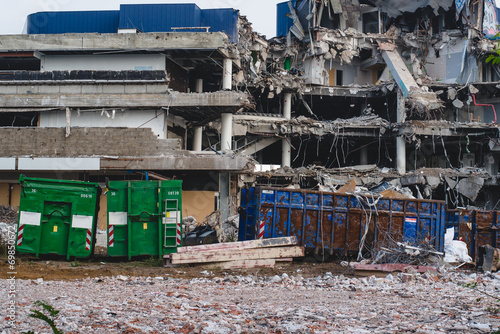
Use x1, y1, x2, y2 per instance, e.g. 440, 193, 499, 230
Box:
422, 36, 468, 83
40, 109, 167, 138
0, 127, 181, 157
326, 59, 375, 86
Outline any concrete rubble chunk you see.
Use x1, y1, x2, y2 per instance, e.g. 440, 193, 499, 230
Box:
452, 99, 464, 109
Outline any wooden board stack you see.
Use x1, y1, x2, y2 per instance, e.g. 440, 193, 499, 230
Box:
164, 236, 304, 269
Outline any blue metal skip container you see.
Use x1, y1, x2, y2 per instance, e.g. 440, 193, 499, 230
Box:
239, 187, 446, 257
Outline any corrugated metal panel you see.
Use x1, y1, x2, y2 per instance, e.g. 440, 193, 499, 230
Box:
276, 1, 297, 37
239, 187, 446, 257
119, 4, 202, 32
26, 11, 119, 34
202, 9, 239, 43
26, 5, 239, 41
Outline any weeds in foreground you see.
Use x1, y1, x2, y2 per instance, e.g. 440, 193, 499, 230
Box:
22, 300, 63, 334
143, 256, 163, 267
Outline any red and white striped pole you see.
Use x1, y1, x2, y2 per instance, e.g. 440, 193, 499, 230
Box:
176, 219, 182, 246
258, 221, 265, 240
108, 225, 114, 247
85, 229, 92, 251
17, 224, 25, 246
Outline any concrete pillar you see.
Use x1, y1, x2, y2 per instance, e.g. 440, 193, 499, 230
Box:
283, 92, 292, 119
396, 91, 406, 174
282, 140, 291, 167
222, 58, 232, 90
195, 79, 203, 93
192, 126, 203, 152
221, 113, 233, 152
219, 173, 230, 223
282, 92, 292, 167
360, 146, 368, 165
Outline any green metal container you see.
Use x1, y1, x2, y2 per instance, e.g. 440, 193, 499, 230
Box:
16, 175, 101, 259
107, 180, 183, 259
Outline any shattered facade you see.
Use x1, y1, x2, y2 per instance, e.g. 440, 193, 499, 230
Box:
243, 0, 500, 212
1, 0, 500, 222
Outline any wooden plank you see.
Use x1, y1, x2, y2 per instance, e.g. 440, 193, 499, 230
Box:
171, 246, 305, 264
175, 236, 298, 254
200, 259, 276, 270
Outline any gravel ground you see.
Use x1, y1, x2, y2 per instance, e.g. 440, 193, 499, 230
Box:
1, 270, 500, 333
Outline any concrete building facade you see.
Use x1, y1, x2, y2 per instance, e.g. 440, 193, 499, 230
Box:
1, 1, 500, 228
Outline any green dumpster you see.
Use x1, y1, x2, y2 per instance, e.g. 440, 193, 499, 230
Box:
107, 180, 182, 259
16, 175, 101, 259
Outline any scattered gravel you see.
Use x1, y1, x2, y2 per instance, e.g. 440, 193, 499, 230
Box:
1, 270, 500, 333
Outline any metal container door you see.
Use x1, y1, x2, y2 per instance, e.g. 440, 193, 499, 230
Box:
39, 202, 71, 256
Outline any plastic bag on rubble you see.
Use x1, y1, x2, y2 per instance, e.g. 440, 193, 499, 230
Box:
444, 228, 472, 263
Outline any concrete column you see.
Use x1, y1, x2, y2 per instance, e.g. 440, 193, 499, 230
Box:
360, 146, 368, 165
282, 140, 291, 167
219, 173, 230, 223
283, 92, 292, 119
282, 92, 292, 167
192, 126, 203, 152
195, 79, 203, 93
222, 58, 232, 91
396, 91, 406, 174
221, 113, 233, 152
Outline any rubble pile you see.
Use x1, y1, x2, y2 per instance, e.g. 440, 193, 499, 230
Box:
183, 211, 239, 244
0, 205, 17, 225
372, 243, 443, 266
2, 271, 500, 333
0, 206, 17, 245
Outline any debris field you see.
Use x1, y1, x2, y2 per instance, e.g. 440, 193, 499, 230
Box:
1, 268, 500, 333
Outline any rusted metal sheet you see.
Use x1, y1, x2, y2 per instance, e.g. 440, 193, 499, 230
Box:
446, 209, 499, 260
239, 187, 446, 257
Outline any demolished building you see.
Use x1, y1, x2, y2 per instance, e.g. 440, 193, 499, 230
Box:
1, 0, 500, 229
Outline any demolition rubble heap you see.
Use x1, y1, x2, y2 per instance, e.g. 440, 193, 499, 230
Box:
2, 270, 499, 333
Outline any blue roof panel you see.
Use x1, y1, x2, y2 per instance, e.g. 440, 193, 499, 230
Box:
27, 10, 120, 34
202, 9, 239, 43
118, 4, 202, 32
26, 4, 239, 42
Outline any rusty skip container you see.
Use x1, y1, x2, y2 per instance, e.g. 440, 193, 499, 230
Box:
446, 209, 500, 260
239, 187, 446, 257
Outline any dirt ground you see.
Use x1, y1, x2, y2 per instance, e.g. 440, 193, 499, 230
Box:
0, 248, 351, 281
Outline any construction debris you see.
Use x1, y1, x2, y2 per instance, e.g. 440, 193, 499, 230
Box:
349, 263, 439, 277
167, 236, 304, 269
478, 245, 500, 272
3, 269, 500, 333
372, 243, 443, 266
0, 205, 17, 225
0, 206, 17, 245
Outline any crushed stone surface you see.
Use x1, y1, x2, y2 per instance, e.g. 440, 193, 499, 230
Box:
1, 270, 500, 333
